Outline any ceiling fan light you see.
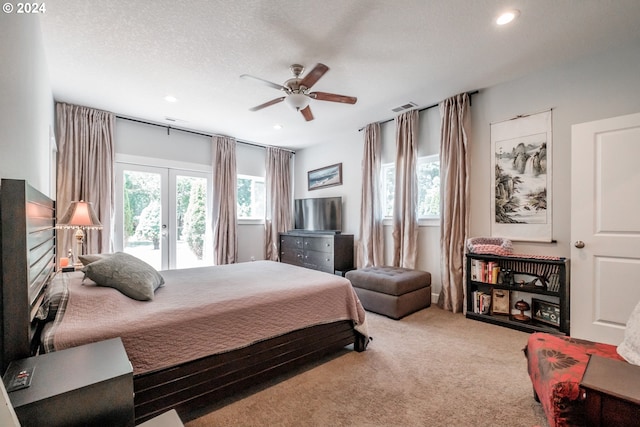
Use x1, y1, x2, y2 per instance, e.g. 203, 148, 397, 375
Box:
285, 93, 310, 111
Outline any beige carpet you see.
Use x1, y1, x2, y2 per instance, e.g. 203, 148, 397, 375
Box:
184, 306, 548, 427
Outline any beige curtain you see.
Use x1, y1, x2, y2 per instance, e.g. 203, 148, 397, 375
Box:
357, 123, 383, 268
265, 147, 292, 261
212, 136, 238, 264
437, 93, 471, 313
56, 102, 114, 257
392, 110, 419, 269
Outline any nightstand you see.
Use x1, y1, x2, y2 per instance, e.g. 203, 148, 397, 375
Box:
2, 338, 134, 427
580, 354, 640, 427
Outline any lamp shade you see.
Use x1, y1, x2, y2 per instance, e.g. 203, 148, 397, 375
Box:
56, 201, 103, 230
284, 93, 310, 111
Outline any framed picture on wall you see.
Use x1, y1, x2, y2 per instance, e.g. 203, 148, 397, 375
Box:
490, 110, 553, 242
308, 163, 342, 191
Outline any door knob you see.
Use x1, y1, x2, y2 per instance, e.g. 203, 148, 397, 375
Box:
574, 240, 585, 248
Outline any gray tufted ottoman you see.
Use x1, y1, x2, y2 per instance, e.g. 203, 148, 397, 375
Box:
345, 266, 431, 319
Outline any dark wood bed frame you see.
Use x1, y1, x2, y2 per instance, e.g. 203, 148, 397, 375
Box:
0, 178, 366, 424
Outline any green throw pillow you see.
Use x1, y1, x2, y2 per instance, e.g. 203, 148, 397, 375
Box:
79, 253, 112, 266
84, 252, 164, 301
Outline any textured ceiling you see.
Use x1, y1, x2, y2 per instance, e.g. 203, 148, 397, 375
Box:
39, 0, 640, 150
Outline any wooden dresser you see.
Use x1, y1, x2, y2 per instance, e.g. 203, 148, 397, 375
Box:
279, 232, 354, 275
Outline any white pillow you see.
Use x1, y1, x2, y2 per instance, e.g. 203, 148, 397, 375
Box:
617, 299, 640, 365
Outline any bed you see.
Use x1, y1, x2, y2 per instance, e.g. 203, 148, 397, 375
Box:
0, 179, 368, 424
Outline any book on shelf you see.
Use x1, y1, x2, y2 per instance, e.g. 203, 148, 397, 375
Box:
470, 259, 500, 284
472, 290, 492, 314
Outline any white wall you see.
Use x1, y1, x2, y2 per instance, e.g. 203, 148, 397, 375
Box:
115, 119, 267, 262
115, 119, 212, 167
294, 107, 443, 293
470, 44, 640, 258
293, 128, 363, 234
10, 19, 637, 281
294, 43, 640, 300
0, 14, 54, 196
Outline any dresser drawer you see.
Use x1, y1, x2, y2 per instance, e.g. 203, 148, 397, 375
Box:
303, 250, 334, 273
280, 235, 303, 250
281, 249, 304, 266
278, 232, 354, 275
303, 237, 333, 253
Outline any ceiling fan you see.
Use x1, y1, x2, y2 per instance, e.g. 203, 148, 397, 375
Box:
240, 63, 357, 121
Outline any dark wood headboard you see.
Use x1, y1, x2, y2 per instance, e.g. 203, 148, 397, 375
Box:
0, 179, 56, 373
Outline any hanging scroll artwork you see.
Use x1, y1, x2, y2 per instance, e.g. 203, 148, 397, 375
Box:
490, 110, 553, 242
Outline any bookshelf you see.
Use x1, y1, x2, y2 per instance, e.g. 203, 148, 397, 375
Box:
465, 253, 569, 335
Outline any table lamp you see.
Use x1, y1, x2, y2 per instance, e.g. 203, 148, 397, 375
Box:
56, 200, 103, 269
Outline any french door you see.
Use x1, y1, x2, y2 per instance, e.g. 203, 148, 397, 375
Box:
115, 163, 212, 270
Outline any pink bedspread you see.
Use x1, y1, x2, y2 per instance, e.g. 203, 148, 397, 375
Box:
49, 261, 367, 374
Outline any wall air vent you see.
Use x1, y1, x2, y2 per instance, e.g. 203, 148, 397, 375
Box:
391, 102, 418, 113
165, 116, 189, 123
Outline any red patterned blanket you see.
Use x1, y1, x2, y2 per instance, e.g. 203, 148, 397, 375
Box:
524, 332, 624, 427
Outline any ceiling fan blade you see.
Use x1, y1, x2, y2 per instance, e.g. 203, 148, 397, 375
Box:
310, 91, 357, 104
240, 74, 288, 92
300, 105, 314, 121
249, 97, 286, 111
299, 63, 329, 89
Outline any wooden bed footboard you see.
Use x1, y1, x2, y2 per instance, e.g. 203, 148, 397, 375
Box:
134, 320, 362, 423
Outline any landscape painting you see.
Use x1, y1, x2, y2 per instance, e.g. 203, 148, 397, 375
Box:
308, 163, 343, 191
490, 110, 553, 242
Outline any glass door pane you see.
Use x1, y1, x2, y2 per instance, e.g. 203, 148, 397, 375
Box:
116, 163, 211, 271
174, 174, 210, 269
122, 169, 165, 270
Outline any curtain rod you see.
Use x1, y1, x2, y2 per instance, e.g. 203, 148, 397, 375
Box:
115, 115, 295, 154
358, 90, 479, 131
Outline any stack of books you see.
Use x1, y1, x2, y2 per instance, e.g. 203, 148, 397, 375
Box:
470, 259, 500, 284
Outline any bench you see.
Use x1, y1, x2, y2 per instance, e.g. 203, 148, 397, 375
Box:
345, 266, 431, 319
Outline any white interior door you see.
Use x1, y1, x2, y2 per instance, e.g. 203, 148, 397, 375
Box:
571, 112, 640, 345
115, 163, 212, 270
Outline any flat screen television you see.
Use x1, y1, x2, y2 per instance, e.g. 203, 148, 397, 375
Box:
294, 196, 342, 233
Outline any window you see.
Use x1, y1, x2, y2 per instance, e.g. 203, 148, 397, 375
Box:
237, 174, 265, 220
381, 154, 440, 219
382, 163, 395, 218
416, 155, 441, 218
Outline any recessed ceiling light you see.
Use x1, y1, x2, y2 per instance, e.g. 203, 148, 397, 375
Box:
273, 124, 283, 130
496, 9, 520, 25
164, 95, 178, 103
